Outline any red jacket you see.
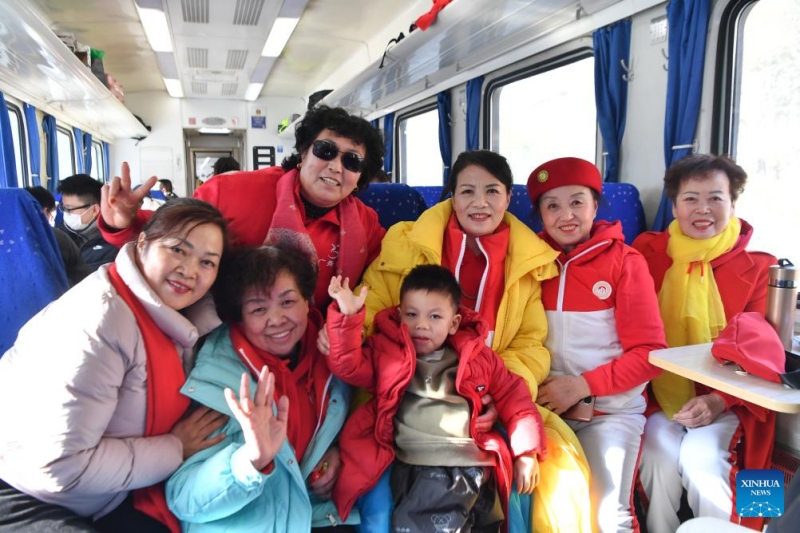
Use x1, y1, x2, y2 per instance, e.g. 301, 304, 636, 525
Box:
326, 304, 545, 522
100, 167, 385, 310
633, 220, 777, 530
540, 221, 666, 414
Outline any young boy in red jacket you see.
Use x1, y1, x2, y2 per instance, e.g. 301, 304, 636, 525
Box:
326, 264, 544, 531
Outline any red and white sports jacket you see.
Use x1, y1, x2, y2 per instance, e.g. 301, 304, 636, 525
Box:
540, 220, 666, 414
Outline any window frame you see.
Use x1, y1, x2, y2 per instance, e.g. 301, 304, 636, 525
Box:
483, 47, 595, 152
55, 125, 75, 179
395, 100, 440, 185
711, 0, 756, 156
90, 140, 105, 181
6, 102, 29, 186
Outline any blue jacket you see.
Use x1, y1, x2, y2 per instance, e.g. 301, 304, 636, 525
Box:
166, 325, 359, 532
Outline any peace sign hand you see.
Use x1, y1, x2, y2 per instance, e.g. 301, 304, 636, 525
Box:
100, 162, 158, 229
224, 366, 289, 471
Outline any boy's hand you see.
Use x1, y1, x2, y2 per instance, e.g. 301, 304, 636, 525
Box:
514, 454, 539, 494
308, 445, 342, 499
328, 276, 368, 316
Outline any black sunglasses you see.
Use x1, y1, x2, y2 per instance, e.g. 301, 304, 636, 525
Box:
311, 139, 365, 173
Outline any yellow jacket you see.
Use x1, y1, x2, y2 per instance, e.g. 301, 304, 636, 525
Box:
360, 201, 594, 532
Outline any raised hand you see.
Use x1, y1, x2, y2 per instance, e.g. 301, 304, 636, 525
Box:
224, 367, 289, 471
170, 406, 228, 459
514, 454, 540, 494
100, 162, 158, 229
327, 275, 368, 316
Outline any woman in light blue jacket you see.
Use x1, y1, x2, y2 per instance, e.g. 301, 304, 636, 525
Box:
166, 245, 360, 532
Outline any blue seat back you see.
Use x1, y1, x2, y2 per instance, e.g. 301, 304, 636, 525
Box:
597, 182, 647, 244
0, 188, 70, 356
506, 183, 647, 244
357, 183, 429, 229
414, 186, 446, 208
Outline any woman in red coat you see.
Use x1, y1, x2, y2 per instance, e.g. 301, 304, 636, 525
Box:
99, 106, 386, 313
633, 154, 777, 533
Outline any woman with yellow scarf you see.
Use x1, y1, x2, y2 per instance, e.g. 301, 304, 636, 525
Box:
633, 155, 777, 533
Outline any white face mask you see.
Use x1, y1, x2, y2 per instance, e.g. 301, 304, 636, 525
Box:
63, 211, 92, 232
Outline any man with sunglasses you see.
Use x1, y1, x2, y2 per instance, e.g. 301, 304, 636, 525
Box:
58, 174, 119, 272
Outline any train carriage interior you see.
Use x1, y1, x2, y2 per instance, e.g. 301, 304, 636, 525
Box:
0, 0, 799, 526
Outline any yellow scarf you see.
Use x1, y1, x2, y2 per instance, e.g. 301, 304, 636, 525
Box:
653, 217, 741, 418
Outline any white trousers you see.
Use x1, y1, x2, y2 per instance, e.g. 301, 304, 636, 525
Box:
568, 413, 646, 533
639, 410, 741, 533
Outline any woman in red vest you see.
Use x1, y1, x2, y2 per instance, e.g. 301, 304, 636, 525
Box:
633, 154, 777, 533
0, 199, 230, 533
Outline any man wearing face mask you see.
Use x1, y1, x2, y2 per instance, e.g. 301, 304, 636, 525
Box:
57, 174, 119, 271
25, 186, 92, 286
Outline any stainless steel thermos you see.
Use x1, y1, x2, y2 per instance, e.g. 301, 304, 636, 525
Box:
765, 259, 799, 351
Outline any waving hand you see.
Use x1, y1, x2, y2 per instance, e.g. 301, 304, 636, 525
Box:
224, 366, 289, 471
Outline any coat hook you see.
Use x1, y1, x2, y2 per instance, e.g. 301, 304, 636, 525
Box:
661, 48, 669, 71
621, 58, 633, 82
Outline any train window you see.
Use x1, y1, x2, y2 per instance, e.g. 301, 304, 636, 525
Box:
725, 0, 800, 262
6, 103, 28, 186
397, 105, 443, 186
90, 141, 104, 181
56, 126, 75, 179
487, 54, 596, 183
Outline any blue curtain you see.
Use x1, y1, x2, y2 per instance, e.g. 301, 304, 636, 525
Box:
24, 104, 41, 186
83, 132, 93, 175
652, 0, 711, 230
370, 119, 378, 129
72, 127, 85, 174
593, 20, 631, 183
465, 76, 483, 151
102, 141, 110, 181
0, 92, 19, 188
437, 91, 452, 186
383, 113, 394, 176
43, 114, 59, 194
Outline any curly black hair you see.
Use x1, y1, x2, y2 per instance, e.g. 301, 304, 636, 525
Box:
281, 105, 385, 192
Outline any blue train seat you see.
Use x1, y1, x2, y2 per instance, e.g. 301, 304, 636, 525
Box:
357, 183, 429, 230
414, 185, 446, 208
597, 182, 647, 244
506, 183, 646, 244
0, 188, 69, 356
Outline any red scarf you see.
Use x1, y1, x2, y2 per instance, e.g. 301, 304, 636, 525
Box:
107, 264, 188, 533
264, 169, 369, 287
442, 214, 509, 331
229, 310, 330, 462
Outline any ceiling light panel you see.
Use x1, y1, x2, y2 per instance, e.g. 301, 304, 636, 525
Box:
234, 0, 265, 26
261, 18, 299, 57
181, 0, 209, 24
135, 3, 174, 52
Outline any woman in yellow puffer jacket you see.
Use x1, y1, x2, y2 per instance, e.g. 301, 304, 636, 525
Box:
359, 150, 594, 533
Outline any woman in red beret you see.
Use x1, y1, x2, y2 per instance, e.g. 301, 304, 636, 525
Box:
633, 154, 777, 533
527, 157, 667, 533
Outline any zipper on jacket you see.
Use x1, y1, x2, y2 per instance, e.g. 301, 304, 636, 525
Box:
555, 240, 609, 376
